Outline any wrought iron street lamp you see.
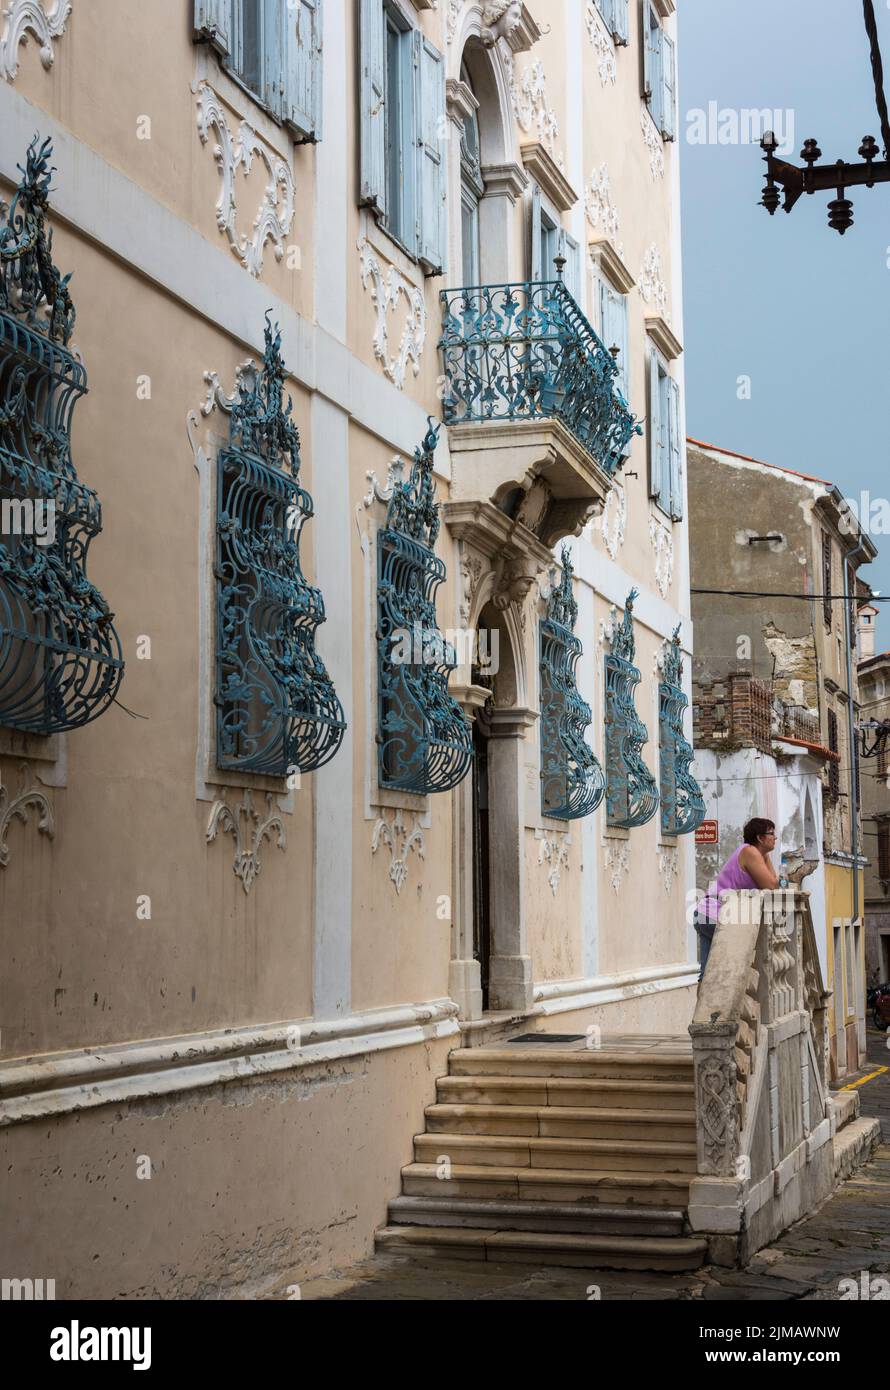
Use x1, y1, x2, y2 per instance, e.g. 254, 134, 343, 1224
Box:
759, 0, 890, 234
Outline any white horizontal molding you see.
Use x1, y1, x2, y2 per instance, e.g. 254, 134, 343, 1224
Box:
533, 961, 696, 1015
0, 999, 460, 1127
0, 82, 437, 461
573, 541, 691, 649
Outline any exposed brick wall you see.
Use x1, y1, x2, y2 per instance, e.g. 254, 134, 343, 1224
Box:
693, 672, 773, 756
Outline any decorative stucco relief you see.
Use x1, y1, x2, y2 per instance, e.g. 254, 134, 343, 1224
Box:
648, 514, 674, 597
658, 844, 679, 893
196, 84, 295, 278
604, 839, 630, 894
0, 0, 70, 81
459, 547, 485, 627
0, 761, 54, 867
536, 830, 570, 896
371, 808, 425, 894
595, 479, 627, 560
206, 789, 286, 894
446, 0, 461, 44
640, 104, 666, 180
584, 162, 622, 251
639, 243, 669, 320
362, 454, 406, 511
584, 2, 617, 86
508, 57, 559, 154
357, 236, 426, 389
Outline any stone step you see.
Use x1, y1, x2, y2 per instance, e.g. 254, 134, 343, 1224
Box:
436, 1074, 696, 1111
833, 1116, 883, 1184
424, 1102, 697, 1142
448, 1047, 694, 1083
375, 1224, 708, 1272
386, 1194, 687, 1238
414, 1131, 697, 1173
401, 1161, 694, 1206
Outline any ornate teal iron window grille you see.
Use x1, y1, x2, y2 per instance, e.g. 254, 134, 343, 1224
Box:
659, 624, 705, 836
604, 589, 659, 828
215, 313, 345, 775
377, 418, 473, 794
439, 279, 642, 475
539, 547, 604, 820
0, 137, 124, 733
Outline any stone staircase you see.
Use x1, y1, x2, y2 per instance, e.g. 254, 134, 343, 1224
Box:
376, 1036, 709, 1271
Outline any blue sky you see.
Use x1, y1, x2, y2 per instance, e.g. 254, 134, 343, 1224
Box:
679, 0, 890, 645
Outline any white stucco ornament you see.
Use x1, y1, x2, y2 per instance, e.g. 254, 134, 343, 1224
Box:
0, 760, 54, 867
0, 0, 70, 81
596, 480, 627, 560
196, 84, 295, 279
648, 515, 674, 598
604, 841, 630, 894
640, 104, 666, 180
206, 789, 286, 895
585, 163, 622, 248
537, 831, 570, 896
658, 845, 679, 894
371, 809, 426, 894
509, 58, 559, 154
639, 243, 669, 319
357, 236, 427, 389
584, 2, 617, 87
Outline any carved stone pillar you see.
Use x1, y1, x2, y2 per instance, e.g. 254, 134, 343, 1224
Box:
486, 705, 538, 1013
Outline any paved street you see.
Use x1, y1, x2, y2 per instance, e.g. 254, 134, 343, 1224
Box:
284, 1028, 890, 1302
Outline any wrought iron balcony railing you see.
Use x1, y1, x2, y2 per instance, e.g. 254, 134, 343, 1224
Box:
539, 548, 604, 820
377, 419, 473, 795
659, 626, 705, 836
604, 590, 659, 829
439, 279, 640, 475
0, 136, 124, 733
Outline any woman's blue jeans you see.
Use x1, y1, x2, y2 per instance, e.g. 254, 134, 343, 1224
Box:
694, 911, 716, 983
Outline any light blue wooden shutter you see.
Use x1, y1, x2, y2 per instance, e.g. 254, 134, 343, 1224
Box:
648, 346, 662, 501
643, 3, 662, 128
597, 0, 615, 34
194, 0, 231, 54
560, 230, 581, 302
661, 31, 676, 139
601, 282, 628, 397
530, 184, 542, 281
262, 0, 283, 115
415, 31, 446, 271
284, 0, 323, 141
668, 376, 682, 519
613, 0, 629, 45
360, 0, 387, 213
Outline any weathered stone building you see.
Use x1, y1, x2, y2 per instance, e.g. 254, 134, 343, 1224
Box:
857, 646, 890, 988
688, 439, 875, 1079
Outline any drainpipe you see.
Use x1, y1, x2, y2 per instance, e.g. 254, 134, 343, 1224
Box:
843, 537, 866, 932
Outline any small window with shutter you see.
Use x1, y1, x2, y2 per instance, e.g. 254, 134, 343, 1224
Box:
648, 344, 682, 519
879, 821, 890, 880
359, 0, 446, 273
642, 2, 675, 142
827, 708, 840, 799
193, 1, 323, 142
822, 532, 833, 628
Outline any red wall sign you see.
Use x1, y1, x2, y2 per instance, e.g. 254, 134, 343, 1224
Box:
696, 820, 719, 845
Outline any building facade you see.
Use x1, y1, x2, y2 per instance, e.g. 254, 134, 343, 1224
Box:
857, 647, 890, 989
0, 0, 701, 1296
688, 439, 874, 1079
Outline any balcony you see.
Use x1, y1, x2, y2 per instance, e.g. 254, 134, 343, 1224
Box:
439, 280, 640, 552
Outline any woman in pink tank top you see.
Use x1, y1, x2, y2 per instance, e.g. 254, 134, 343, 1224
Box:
694, 818, 781, 980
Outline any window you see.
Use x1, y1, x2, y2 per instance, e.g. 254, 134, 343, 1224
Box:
879, 821, 890, 880
604, 591, 659, 828
558, 230, 582, 301
822, 532, 833, 627
193, 1, 324, 142
530, 189, 560, 282
642, 1, 676, 140
594, 0, 629, 45
648, 345, 682, 519
599, 276, 629, 398
359, 0, 446, 272
827, 708, 840, 799
658, 630, 705, 836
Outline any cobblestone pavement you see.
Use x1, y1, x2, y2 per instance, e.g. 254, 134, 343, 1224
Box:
281, 1028, 890, 1302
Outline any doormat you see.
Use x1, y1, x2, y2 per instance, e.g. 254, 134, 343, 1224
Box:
508, 1033, 586, 1044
